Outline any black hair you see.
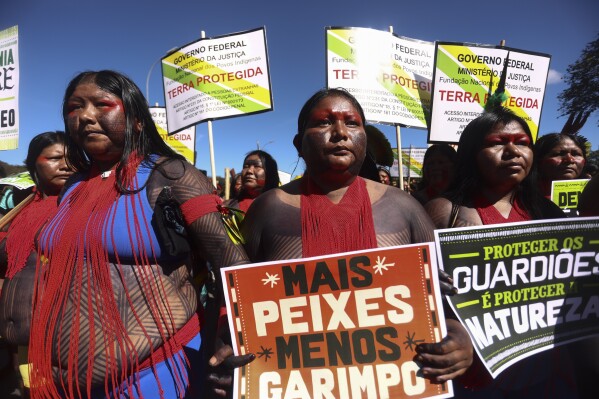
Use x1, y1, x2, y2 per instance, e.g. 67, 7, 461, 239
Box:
243, 149, 280, 192
418, 144, 457, 189
377, 166, 391, 177
293, 87, 366, 156
534, 132, 588, 163
62, 70, 183, 192
25, 131, 67, 188
447, 107, 544, 219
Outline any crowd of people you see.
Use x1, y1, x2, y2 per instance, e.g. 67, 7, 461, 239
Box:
0, 70, 596, 399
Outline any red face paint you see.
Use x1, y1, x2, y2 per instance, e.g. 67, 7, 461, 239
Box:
483, 133, 531, 147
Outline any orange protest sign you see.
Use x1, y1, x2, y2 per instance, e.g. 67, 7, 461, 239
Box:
221, 243, 452, 399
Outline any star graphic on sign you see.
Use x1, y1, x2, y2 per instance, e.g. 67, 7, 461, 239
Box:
261, 272, 280, 288
257, 346, 274, 361
373, 256, 395, 275
403, 331, 425, 352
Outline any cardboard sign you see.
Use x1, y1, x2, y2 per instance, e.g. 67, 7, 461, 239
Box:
221, 244, 452, 398
550, 179, 589, 211
161, 27, 273, 133
429, 42, 550, 143
435, 218, 599, 377
0, 25, 19, 150
149, 106, 196, 164
327, 27, 433, 128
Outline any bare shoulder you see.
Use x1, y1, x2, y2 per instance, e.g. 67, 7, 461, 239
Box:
424, 197, 454, 229
366, 178, 426, 210
148, 157, 214, 204
425, 197, 482, 228
365, 179, 435, 244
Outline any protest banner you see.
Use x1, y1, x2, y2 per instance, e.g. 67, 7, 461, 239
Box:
326, 27, 433, 128
221, 244, 452, 399
550, 179, 589, 214
434, 218, 599, 378
429, 42, 551, 144
0, 25, 19, 150
0, 171, 33, 190
161, 27, 272, 134
390, 148, 426, 178
149, 106, 196, 164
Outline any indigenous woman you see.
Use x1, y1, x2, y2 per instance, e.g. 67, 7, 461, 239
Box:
534, 132, 587, 198
243, 88, 473, 383
412, 144, 457, 206
425, 107, 576, 398
27, 70, 251, 399
226, 150, 280, 213
0, 131, 73, 395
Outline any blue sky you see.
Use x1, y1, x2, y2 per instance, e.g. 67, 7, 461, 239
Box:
2, 0, 598, 178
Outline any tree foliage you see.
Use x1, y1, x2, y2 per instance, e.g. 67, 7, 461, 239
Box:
558, 34, 599, 124
0, 160, 26, 177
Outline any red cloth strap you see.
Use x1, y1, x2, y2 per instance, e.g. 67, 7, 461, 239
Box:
180, 194, 223, 225
139, 313, 201, 370
0, 232, 7, 241
301, 176, 377, 258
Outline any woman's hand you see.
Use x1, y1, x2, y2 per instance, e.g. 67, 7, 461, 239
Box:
207, 340, 255, 398
439, 269, 458, 296
414, 319, 473, 383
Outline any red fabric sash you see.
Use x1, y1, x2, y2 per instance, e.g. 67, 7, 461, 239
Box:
475, 193, 530, 225
237, 197, 253, 213
5, 193, 58, 278
180, 194, 222, 225
300, 176, 376, 258
30, 154, 192, 399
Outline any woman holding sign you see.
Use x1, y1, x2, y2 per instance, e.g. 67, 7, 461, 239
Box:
425, 107, 577, 398
25, 70, 251, 399
243, 87, 474, 384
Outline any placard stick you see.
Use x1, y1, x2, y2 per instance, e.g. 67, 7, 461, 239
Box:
389, 26, 405, 189
201, 30, 218, 188
0, 193, 34, 231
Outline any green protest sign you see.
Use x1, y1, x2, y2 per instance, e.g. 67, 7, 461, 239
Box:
550, 179, 589, 211
435, 218, 599, 377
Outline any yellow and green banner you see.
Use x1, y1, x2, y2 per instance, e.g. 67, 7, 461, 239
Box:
429, 42, 551, 144
149, 107, 196, 164
550, 179, 589, 211
390, 147, 427, 178
326, 27, 433, 128
161, 27, 272, 134
0, 25, 19, 150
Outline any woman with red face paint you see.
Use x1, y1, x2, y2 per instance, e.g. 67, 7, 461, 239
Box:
534, 132, 588, 199
243, 88, 474, 386
226, 150, 280, 213
0, 131, 73, 397
24, 71, 252, 399
425, 107, 577, 398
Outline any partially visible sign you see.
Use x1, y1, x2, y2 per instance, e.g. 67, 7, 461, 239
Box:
435, 218, 599, 377
390, 148, 427, 178
327, 27, 433, 128
550, 179, 589, 211
429, 42, 550, 143
222, 244, 452, 399
149, 106, 196, 164
161, 27, 273, 133
0, 26, 19, 150
277, 170, 291, 185
0, 171, 33, 190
